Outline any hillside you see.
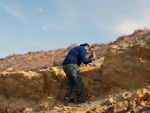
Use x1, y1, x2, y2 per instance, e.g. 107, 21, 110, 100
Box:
1, 29, 150, 113
0, 29, 145, 72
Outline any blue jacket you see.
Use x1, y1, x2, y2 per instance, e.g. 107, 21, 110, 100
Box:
62, 46, 92, 66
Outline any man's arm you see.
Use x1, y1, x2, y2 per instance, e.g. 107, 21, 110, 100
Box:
80, 48, 92, 64
89, 51, 96, 60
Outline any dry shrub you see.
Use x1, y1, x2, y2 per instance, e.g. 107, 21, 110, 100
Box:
53, 58, 64, 66
66, 43, 77, 51
91, 43, 101, 48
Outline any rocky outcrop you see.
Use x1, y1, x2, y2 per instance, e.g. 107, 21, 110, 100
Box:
2, 30, 150, 113
51, 86, 150, 113
102, 32, 150, 89
0, 65, 102, 112
0, 71, 45, 101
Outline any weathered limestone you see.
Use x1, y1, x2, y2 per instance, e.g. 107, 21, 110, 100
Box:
102, 32, 150, 89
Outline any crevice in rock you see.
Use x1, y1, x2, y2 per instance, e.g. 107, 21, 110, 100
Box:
36, 80, 41, 86
1, 76, 8, 99
41, 72, 48, 96
5, 107, 8, 113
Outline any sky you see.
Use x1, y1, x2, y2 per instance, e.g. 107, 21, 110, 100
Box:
0, 0, 150, 58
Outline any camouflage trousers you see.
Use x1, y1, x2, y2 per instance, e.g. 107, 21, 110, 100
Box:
63, 64, 82, 97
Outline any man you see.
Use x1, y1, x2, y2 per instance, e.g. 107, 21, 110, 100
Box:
62, 43, 96, 105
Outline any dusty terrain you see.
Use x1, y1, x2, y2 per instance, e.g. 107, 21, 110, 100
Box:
0, 29, 139, 72
1, 30, 150, 113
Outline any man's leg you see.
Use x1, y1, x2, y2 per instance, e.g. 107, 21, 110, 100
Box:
65, 75, 75, 97
63, 64, 75, 105
74, 75, 82, 97
74, 67, 88, 104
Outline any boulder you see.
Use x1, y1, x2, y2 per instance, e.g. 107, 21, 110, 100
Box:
101, 32, 150, 89
0, 71, 45, 101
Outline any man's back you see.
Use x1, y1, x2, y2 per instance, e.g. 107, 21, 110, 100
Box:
62, 46, 92, 66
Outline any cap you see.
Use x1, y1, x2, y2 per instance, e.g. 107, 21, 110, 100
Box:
80, 43, 90, 47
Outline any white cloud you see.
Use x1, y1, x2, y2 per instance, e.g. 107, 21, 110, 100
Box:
43, 24, 51, 31
115, 19, 150, 34
33, 8, 43, 12
42, 0, 82, 30
66, 8, 81, 18
43, 23, 64, 31
0, 1, 23, 19
111, 0, 150, 35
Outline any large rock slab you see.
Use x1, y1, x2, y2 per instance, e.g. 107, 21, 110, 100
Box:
0, 65, 102, 101
101, 32, 150, 89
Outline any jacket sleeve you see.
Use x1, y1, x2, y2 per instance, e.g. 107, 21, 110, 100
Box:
80, 47, 92, 64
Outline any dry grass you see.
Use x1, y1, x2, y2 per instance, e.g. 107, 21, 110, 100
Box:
0, 29, 149, 72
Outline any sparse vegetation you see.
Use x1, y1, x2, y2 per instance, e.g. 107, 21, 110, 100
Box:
0, 30, 150, 72
66, 43, 77, 51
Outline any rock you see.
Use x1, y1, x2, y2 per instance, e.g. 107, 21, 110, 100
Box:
137, 89, 150, 102
0, 65, 102, 104
146, 86, 150, 90
102, 105, 114, 112
39, 102, 49, 110
128, 101, 136, 109
76, 111, 87, 113
101, 32, 150, 89
116, 95, 124, 103
23, 108, 33, 113
94, 107, 102, 113
0, 71, 45, 101
146, 101, 150, 106
139, 101, 146, 107
128, 91, 138, 101
137, 89, 148, 98
115, 92, 133, 103
87, 107, 102, 113
87, 110, 95, 113
106, 97, 115, 105
114, 101, 128, 113
122, 92, 133, 100
63, 106, 72, 111
133, 105, 143, 112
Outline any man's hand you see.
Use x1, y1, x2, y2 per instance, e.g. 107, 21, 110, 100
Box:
91, 52, 96, 60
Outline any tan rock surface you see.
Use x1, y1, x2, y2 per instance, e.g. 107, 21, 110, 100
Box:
114, 100, 128, 113
1, 30, 150, 112
0, 65, 103, 112
102, 32, 150, 89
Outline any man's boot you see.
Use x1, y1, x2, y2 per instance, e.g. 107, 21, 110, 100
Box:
76, 96, 88, 104
64, 97, 74, 106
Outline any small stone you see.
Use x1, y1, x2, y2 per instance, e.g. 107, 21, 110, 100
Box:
88, 102, 92, 104
94, 107, 102, 113
87, 110, 95, 113
140, 101, 146, 107
102, 105, 114, 112
114, 101, 128, 113
63, 106, 72, 111
138, 92, 150, 101
40, 102, 49, 109
146, 86, 150, 90
146, 101, 150, 106
23, 108, 33, 113
122, 92, 133, 100
101, 105, 107, 111
128, 91, 138, 101
106, 97, 115, 105
133, 105, 143, 112
128, 101, 136, 109
116, 95, 123, 103
137, 89, 148, 98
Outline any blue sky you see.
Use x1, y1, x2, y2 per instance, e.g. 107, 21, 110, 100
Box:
0, 0, 150, 58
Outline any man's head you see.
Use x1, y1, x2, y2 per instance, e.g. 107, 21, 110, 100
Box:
80, 43, 91, 52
